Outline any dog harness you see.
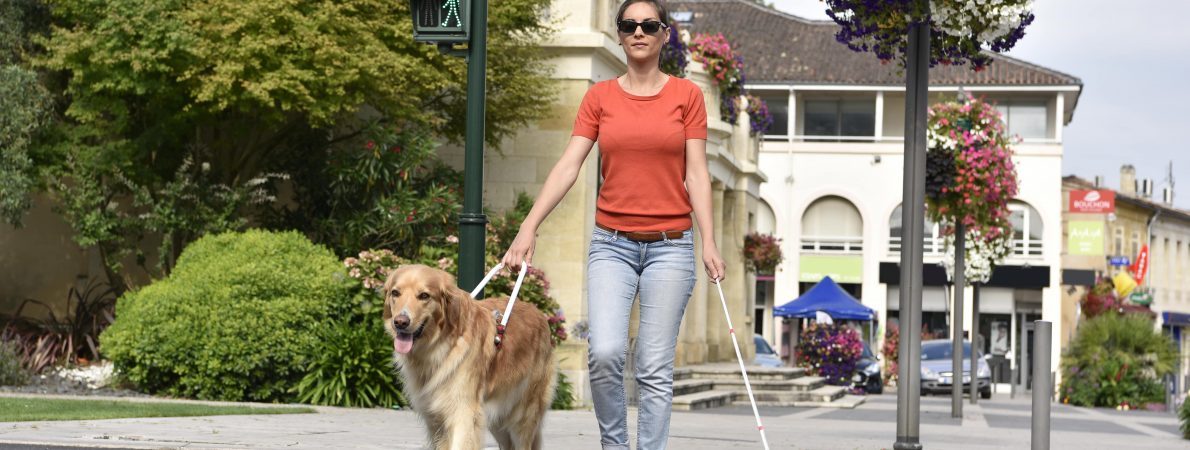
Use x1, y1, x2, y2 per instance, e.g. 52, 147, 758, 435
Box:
470, 263, 528, 350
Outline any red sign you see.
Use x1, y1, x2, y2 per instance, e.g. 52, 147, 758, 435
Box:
1070, 190, 1115, 213
1131, 245, 1150, 285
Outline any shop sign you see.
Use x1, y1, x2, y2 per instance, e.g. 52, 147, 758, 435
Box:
1067, 221, 1104, 255
1070, 189, 1115, 213
1131, 245, 1150, 284
799, 255, 862, 284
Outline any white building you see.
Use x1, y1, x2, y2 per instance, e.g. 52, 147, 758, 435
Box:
671, 0, 1083, 385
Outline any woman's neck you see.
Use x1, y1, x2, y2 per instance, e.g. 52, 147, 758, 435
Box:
620, 63, 667, 95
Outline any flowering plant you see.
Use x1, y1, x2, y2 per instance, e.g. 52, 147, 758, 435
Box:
824, 0, 1035, 71
743, 232, 783, 275
940, 223, 1013, 284
744, 94, 773, 136
659, 22, 689, 78
797, 322, 864, 385
688, 33, 746, 125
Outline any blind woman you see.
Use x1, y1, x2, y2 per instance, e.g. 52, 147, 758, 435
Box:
501, 1, 724, 448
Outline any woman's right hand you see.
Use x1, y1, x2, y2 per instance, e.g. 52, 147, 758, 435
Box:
501, 228, 536, 273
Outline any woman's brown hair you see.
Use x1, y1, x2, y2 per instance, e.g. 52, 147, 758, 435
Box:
615, 0, 670, 28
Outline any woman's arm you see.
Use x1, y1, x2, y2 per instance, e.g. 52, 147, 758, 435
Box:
500, 135, 597, 270
685, 138, 726, 281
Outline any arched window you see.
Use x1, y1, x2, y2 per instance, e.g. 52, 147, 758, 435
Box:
888, 204, 942, 254
757, 199, 777, 235
1008, 201, 1044, 256
801, 196, 862, 253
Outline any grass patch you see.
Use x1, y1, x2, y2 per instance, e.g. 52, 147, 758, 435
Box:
0, 397, 316, 422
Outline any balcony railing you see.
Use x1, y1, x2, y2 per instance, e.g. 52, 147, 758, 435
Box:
889, 235, 944, 255
801, 236, 863, 253
889, 236, 1044, 258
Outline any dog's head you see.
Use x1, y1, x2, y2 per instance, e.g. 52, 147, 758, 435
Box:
382, 264, 467, 355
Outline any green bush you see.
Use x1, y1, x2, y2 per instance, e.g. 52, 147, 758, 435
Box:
293, 319, 406, 408
1180, 398, 1190, 439
0, 338, 30, 386
551, 370, 575, 410
100, 230, 355, 402
1060, 313, 1176, 409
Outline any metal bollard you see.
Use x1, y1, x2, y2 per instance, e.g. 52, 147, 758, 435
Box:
1031, 321, 1051, 450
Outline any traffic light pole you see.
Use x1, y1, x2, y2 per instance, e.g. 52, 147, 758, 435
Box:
458, 0, 488, 294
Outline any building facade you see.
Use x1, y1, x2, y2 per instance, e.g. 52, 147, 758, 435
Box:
669, 0, 1083, 387
1063, 167, 1190, 399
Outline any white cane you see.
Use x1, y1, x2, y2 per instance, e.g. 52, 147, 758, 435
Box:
714, 279, 770, 450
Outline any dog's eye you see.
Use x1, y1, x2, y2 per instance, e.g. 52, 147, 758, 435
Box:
390, 289, 400, 298
417, 292, 431, 301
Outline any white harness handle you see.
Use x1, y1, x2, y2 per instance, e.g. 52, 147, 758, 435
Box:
469, 262, 529, 329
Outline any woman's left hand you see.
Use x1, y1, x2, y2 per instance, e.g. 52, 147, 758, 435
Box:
702, 244, 726, 283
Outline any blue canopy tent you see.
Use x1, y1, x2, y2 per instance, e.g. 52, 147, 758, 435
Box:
773, 276, 875, 321
774, 276, 876, 367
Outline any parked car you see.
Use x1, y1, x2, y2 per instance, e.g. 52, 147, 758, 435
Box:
919, 339, 992, 399
753, 334, 782, 368
851, 343, 883, 394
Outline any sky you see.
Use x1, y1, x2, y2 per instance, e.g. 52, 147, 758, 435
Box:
768, 0, 1190, 209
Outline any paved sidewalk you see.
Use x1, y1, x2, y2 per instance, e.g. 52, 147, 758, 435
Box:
0, 392, 1184, 449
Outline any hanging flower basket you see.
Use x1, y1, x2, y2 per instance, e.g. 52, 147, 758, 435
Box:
659, 22, 689, 78
940, 223, 1013, 284
744, 94, 773, 136
823, 0, 1035, 71
926, 94, 1019, 283
743, 232, 783, 275
688, 33, 746, 125
926, 94, 1018, 229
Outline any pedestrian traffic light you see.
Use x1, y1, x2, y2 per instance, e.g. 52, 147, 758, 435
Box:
411, 0, 469, 43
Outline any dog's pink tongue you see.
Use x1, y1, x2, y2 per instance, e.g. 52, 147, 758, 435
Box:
394, 334, 414, 354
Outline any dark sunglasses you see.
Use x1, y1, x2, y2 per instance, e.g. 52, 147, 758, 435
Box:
616, 19, 668, 34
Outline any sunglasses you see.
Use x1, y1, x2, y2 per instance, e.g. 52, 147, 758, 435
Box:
616, 19, 668, 35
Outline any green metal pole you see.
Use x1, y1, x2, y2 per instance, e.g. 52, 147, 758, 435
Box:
458, 0, 488, 294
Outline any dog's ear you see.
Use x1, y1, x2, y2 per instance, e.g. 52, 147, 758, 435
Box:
431, 268, 469, 337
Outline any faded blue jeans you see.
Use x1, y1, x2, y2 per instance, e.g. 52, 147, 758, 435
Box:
587, 227, 696, 450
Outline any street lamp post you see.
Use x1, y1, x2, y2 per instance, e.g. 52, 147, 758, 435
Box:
894, 17, 928, 450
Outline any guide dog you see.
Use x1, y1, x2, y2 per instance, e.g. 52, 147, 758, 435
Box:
383, 264, 555, 450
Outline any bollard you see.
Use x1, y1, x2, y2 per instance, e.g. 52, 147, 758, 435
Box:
1031, 321, 1051, 450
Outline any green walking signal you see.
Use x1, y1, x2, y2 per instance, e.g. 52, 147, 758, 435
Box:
411, 0, 469, 43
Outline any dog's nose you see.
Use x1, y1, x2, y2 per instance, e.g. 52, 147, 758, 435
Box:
393, 314, 411, 330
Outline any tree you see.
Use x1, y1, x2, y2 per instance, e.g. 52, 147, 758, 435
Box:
0, 0, 52, 227
28, 0, 557, 291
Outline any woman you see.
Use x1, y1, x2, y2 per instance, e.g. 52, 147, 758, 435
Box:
501, 0, 724, 448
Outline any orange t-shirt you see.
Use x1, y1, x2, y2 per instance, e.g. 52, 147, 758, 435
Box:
571, 76, 708, 232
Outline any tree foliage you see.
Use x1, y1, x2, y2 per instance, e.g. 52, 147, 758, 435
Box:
0, 0, 53, 226
19, 0, 556, 291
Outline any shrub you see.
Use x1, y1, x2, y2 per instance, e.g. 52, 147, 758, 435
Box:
551, 371, 575, 410
1060, 313, 1176, 409
1180, 398, 1190, 439
2, 279, 117, 372
100, 230, 355, 402
293, 319, 406, 408
0, 338, 30, 386
797, 323, 863, 385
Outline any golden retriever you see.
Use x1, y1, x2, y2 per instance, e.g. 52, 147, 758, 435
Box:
383, 264, 556, 450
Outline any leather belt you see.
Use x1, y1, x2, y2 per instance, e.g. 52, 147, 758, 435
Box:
596, 223, 684, 242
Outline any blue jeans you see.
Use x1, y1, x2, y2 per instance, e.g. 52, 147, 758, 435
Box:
587, 227, 696, 450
